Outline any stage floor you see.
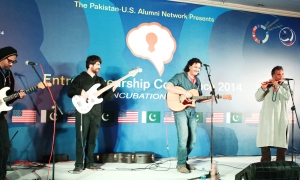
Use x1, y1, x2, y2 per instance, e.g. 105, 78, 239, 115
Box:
6, 155, 300, 180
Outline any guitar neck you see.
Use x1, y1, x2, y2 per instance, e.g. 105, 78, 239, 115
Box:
192, 95, 220, 100
3, 85, 38, 102
94, 74, 131, 97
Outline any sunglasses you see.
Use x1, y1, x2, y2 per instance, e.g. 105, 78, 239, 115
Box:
7, 58, 17, 64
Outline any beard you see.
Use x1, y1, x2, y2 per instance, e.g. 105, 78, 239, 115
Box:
91, 67, 99, 74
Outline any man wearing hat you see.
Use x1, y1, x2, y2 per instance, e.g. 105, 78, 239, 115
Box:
0, 46, 26, 180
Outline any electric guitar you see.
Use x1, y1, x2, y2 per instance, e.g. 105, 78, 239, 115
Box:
0, 82, 52, 113
72, 68, 142, 114
166, 86, 232, 111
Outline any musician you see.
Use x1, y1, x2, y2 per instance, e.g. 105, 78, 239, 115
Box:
255, 66, 290, 162
67, 55, 118, 172
0, 46, 26, 180
165, 58, 210, 173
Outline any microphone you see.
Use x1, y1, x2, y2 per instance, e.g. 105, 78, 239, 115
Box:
14, 72, 24, 76
203, 64, 209, 67
284, 78, 294, 81
25, 61, 38, 65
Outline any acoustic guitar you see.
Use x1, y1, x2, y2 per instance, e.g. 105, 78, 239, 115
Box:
166, 86, 232, 111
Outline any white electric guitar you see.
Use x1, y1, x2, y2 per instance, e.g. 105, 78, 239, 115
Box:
0, 82, 52, 113
72, 68, 142, 114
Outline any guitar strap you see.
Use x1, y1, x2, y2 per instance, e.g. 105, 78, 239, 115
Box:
195, 77, 202, 96
0, 68, 11, 87
95, 76, 103, 98
195, 77, 198, 86
95, 76, 101, 89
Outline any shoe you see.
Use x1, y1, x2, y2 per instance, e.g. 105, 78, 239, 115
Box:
176, 165, 190, 173
73, 167, 83, 172
86, 165, 101, 170
186, 163, 196, 170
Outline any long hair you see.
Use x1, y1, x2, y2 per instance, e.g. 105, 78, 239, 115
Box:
183, 58, 202, 72
86, 55, 102, 69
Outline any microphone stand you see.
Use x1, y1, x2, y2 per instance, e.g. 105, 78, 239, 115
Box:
29, 64, 63, 180
285, 80, 299, 162
189, 65, 218, 180
7, 131, 18, 171
28, 65, 63, 115
205, 65, 218, 179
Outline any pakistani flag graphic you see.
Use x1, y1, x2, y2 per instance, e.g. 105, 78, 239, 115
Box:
226, 112, 242, 123
142, 111, 160, 123
41, 110, 63, 123
196, 112, 203, 123
101, 111, 115, 124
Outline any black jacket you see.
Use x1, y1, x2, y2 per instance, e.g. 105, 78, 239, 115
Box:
67, 72, 114, 116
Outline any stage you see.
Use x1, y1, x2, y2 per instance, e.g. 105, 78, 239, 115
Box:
6, 155, 300, 180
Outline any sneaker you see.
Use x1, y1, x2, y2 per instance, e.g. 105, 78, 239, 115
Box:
186, 163, 196, 170
73, 167, 83, 172
86, 165, 101, 170
176, 165, 190, 173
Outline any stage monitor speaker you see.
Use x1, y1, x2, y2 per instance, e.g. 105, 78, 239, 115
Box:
43, 154, 69, 163
235, 161, 300, 180
118, 152, 136, 163
135, 151, 154, 164
94, 153, 136, 163
94, 152, 155, 164
94, 153, 119, 163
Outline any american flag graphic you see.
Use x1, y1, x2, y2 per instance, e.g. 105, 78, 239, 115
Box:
118, 111, 138, 123
164, 111, 174, 123
206, 112, 224, 124
12, 110, 36, 123
67, 116, 75, 123
245, 113, 259, 124
67, 110, 76, 123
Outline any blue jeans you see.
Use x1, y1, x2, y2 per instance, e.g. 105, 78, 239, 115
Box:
174, 108, 197, 166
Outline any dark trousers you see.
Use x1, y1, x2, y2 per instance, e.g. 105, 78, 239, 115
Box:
75, 112, 101, 168
261, 146, 286, 162
0, 116, 10, 180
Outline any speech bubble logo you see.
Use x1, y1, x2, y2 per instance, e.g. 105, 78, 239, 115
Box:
126, 22, 176, 76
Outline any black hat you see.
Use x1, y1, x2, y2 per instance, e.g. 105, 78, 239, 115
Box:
0, 46, 18, 61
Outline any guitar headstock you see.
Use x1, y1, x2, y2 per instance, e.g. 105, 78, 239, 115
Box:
38, 82, 52, 89
221, 94, 232, 100
129, 68, 142, 77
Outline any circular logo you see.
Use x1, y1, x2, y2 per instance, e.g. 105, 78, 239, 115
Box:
252, 25, 269, 44
279, 27, 296, 46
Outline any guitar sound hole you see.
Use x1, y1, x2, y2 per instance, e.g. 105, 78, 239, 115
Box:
182, 100, 192, 105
